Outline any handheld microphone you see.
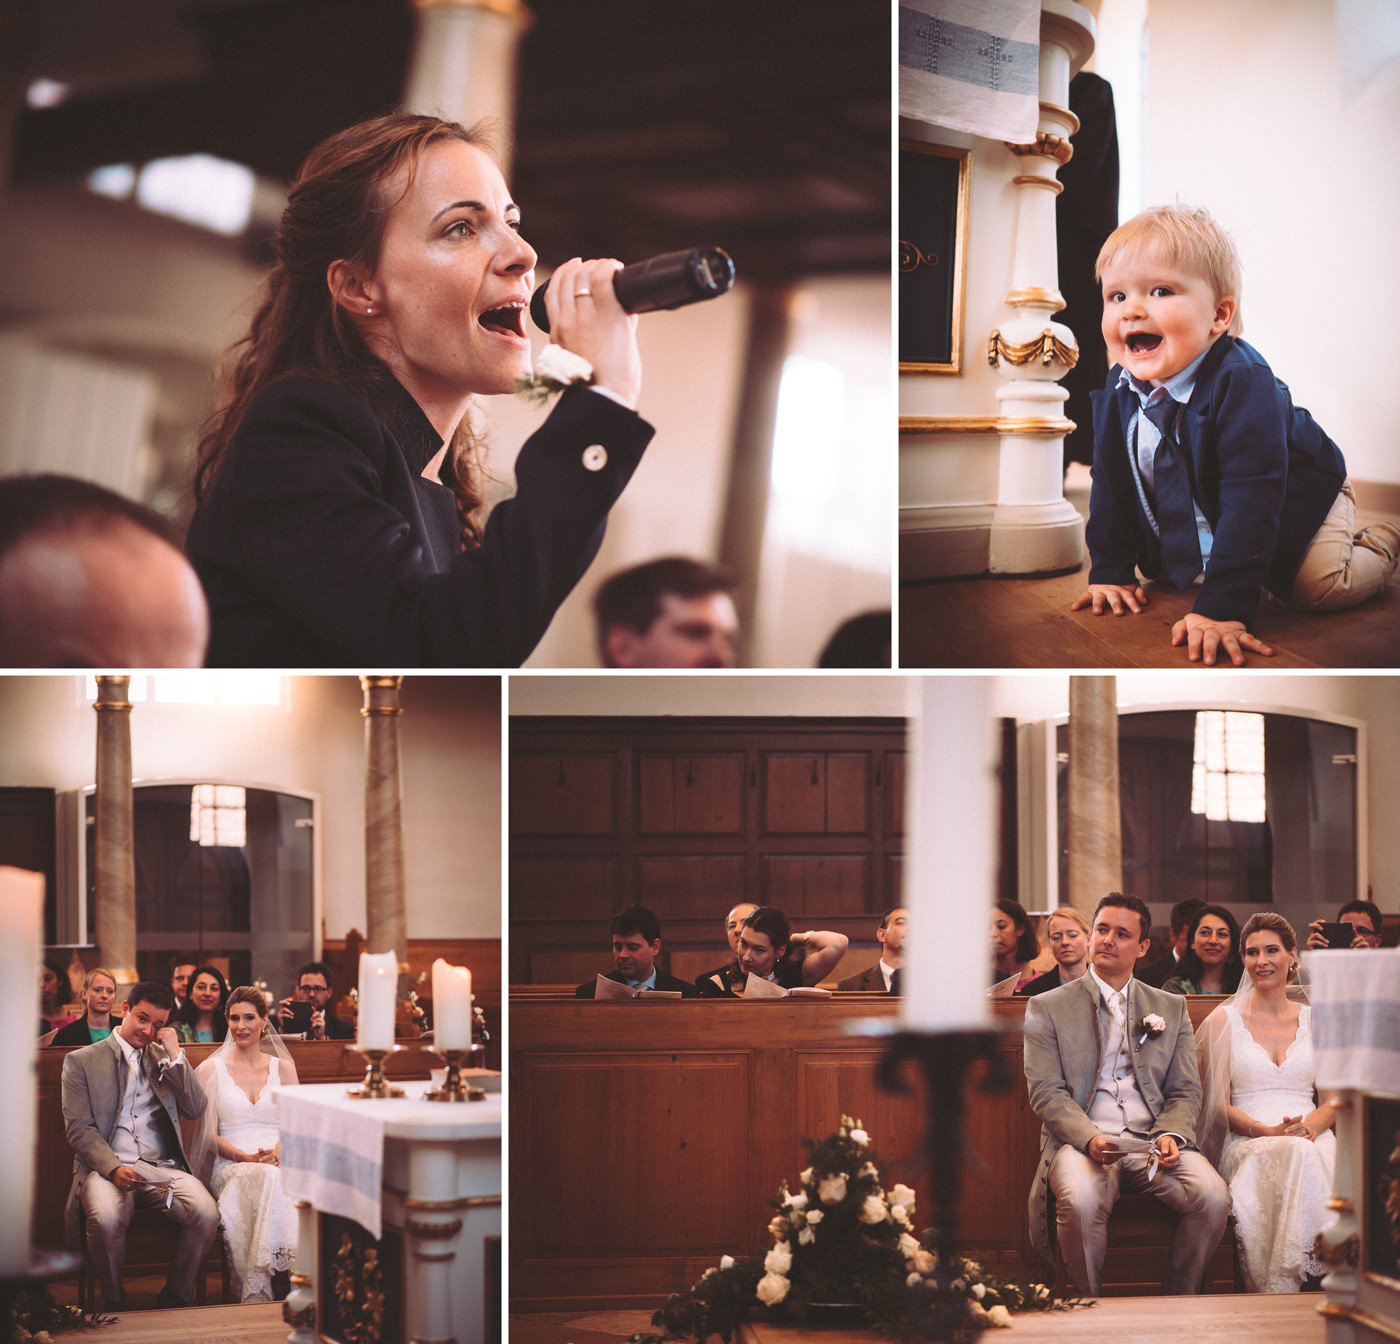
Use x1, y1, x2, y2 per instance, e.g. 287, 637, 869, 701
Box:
530, 246, 735, 334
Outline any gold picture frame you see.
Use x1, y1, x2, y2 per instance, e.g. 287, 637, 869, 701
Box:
899, 140, 970, 375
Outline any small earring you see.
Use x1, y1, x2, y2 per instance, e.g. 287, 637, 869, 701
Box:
365, 306, 374, 316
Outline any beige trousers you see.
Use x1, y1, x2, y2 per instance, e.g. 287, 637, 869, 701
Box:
1049, 1143, 1230, 1296
1287, 479, 1398, 610
80, 1167, 220, 1305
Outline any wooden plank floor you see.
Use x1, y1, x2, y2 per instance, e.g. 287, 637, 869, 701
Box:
514, 1294, 1326, 1344
900, 472, 1400, 668
59, 1300, 285, 1343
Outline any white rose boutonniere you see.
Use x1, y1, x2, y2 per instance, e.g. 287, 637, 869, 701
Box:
514, 343, 594, 405
1135, 1013, 1167, 1048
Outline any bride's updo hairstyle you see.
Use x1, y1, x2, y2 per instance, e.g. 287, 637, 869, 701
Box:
226, 984, 271, 1021
1238, 912, 1299, 981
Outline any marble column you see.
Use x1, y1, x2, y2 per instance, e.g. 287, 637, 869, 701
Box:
1066, 675, 1121, 917
93, 676, 138, 990
361, 677, 408, 979
985, 0, 1095, 574
402, 0, 533, 165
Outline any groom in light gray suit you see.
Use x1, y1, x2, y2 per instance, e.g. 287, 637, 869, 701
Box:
1023, 892, 1229, 1296
60, 980, 219, 1310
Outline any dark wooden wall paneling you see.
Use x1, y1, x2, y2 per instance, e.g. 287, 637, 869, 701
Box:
510, 717, 907, 985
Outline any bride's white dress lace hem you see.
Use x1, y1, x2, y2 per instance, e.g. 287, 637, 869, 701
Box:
1220, 1004, 1336, 1293
210, 1054, 298, 1303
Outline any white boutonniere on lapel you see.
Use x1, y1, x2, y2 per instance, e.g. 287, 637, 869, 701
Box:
1134, 1013, 1166, 1048
514, 344, 594, 405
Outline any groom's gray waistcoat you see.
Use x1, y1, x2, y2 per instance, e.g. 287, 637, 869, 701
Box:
1021, 973, 1204, 1263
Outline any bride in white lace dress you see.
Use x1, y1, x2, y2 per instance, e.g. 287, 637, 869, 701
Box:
1196, 913, 1336, 1293
193, 985, 301, 1302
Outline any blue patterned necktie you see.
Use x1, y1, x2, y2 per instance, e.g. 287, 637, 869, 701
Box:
1144, 392, 1202, 589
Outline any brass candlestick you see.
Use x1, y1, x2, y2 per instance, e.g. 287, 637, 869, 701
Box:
425, 1044, 485, 1102
347, 1046, 405, 1099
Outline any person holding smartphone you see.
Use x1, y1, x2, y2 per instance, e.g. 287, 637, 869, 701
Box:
275, 962, 354, 1040
1305, 898, 1384, 950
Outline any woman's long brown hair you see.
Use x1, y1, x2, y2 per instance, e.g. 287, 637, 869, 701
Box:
193, 114, 498, 548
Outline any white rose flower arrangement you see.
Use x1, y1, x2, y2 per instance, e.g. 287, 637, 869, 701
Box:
640, 1116, 1087, 1343
513, 343, 595, 405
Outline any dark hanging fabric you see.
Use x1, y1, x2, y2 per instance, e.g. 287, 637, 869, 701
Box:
1057, 70, 1120, 469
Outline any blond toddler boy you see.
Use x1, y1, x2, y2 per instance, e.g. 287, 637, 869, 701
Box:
1074, 205, 1397, 665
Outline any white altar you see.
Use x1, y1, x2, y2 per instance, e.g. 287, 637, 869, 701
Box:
279, 1080, 501, 1344
1305, 949, 1400, 1344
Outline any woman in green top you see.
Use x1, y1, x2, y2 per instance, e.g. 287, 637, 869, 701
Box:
1162, 904, 1243, 995
173, 964, 230, 1043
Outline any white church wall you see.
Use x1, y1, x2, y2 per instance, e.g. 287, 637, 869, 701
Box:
0, 675, 500, 943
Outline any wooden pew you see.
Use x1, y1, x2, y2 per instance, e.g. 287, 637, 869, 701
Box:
510, 993, 1233, 1311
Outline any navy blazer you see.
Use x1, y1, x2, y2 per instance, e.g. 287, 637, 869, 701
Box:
187, 376, 653, 667
1087, 337, 1346, 628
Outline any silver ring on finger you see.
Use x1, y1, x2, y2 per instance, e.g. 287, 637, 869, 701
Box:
574, 289, 592, 298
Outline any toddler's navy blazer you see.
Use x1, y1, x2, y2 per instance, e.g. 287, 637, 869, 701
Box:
1087, 336, 1346, 629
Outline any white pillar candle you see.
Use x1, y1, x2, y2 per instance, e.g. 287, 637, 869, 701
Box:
1, 868, 44, 1274
903, 678, 997, 1031
356, 951, 399, 1051
431, 958, 473, 1051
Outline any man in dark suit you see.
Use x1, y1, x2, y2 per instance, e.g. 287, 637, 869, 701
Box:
576, 906, 700, 997
60, 980, 218, 1310
1136, 898, 1205, 988
275, 960, 355, 1039
837, 906, 907, 992
1023, 893, 1228, 1296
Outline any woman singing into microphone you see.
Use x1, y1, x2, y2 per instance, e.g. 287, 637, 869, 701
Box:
187, 113, 651, 666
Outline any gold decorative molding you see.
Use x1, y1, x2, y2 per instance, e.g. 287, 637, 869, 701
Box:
1011, 175, 1063, 194
283, 1298, 317, 1331
1315, 1304, 1400, 1342
1313, 1231, 1359, 1269
1005, 286, 1067, 313
900, 416, 1076, 436
1040, 100, 1080, 135
405, 1217, 464, 1240
404, 1194, 502, 1210
414, 0, 529, 17
93, 675, 133, 712
1006, 133, 1074, 166
988, 328, 1079, 370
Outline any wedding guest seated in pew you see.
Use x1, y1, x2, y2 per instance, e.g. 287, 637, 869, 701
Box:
172, 965, 230, 1044
1305, 897, 1384, 950
1023, 892, 1229, 1297
274, 961, 355, 1040
49, 968, 122, 1047
169, 954, 199, 1013
41, 958, 79, 1035
1136, 898, 1206, 988
1016, 907, 1091, 998
1195, 913, 1336, 1292
576, 906, 701, 998
60, 980, 218, 1311
1162, 905, 1243, 996
837, 906, 907, 992
192, 986, 301, 1302
693, 902, 757, 994
698, 906, 847, 996
991, 899, 1042, 996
